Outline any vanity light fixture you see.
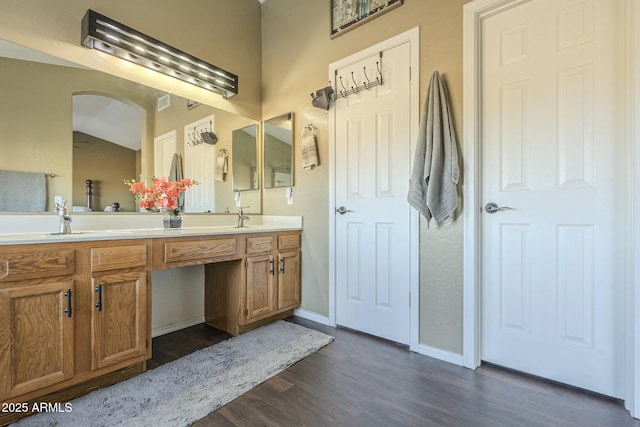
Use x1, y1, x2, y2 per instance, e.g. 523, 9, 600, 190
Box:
81, 9, 238, 98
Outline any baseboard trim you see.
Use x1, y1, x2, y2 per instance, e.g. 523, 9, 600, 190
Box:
152, 315, 205, 338
416, 343, 464, 366
294, 309, 464, 367
293, 308, 331, 326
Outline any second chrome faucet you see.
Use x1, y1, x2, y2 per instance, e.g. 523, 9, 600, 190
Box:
236, 206, 250, 228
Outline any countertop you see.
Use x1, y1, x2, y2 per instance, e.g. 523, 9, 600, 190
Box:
0, 224, 302, 246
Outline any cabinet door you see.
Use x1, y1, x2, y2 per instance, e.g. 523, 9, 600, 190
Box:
0, 280, 74, 399
91, 272, 147, 370
277, 251, 301, 310
244, 254, 276, 321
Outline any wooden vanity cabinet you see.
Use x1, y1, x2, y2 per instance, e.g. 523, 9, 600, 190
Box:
0, 247, 76, 401
243, 234, 276, 322
152, 235, 243, 269
244, 252, 277, 321
0, 229, 299, 424
88, 243, 149, 371
244, 233, 301, 320
206, 231, 301, 335
0, 241, 150, 414
276, 234, 301, 310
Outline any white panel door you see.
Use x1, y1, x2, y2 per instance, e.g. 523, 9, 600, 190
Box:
154, 130, 176, 178
480, 0, 625, 397
335, 42, 411, 345
184, 116, 215, 212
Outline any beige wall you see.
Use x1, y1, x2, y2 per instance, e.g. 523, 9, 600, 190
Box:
72, 132, 137, 211
0, 58, 72, 208
260, 0, 470, 353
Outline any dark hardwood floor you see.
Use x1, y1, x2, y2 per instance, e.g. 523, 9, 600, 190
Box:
150, 318, 640, 426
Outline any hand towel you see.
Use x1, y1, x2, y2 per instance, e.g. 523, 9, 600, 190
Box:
407, 71, 460, 226
301, 127, 319, 169
0, 169, 47, 212
215, 149, 228, 181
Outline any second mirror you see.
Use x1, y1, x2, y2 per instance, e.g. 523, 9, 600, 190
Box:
263, 112, 293, 189
232, 124, 259, 192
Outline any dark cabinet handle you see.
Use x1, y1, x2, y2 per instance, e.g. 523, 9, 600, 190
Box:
95, 284, 103, 311
280, 257, 285, 274
269, 259, 275, 275
64, 289, 72, 318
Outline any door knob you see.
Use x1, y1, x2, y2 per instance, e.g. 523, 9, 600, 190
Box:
336, 206, 353, 215
484, 202, 514, 214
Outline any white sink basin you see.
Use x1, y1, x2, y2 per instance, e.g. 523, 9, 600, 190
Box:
46, 230, 135, 238
46, 231, 87, 236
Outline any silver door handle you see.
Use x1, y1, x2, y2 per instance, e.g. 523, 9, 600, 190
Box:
336, 206, 353, 215
484, 202, 514, 214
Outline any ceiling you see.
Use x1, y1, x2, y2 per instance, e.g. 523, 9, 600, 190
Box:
73, 95, 143, 151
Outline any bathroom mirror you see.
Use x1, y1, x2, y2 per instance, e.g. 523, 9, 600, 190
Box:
263, 113, 294, 189
232, 124, 259, 191
0, 40, 261, 214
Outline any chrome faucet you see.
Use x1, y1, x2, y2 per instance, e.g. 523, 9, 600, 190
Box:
55, 200, 72, 234
236, 206, 250, 228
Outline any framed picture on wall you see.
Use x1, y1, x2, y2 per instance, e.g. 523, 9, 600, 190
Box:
331, 0, 402, 38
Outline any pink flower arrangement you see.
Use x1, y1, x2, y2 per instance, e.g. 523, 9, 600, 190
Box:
125, 177, 196, 216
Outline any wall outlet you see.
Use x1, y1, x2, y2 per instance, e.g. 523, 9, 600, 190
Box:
54, 195, 63, 205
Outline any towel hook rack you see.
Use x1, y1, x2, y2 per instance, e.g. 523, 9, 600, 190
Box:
351, 72, 359, 94
188, 126, 203, 146
363, 67, 372, 89
334, 51, 384, 100
339, 76, 347, 98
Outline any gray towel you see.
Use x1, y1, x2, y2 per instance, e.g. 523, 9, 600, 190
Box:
407, 71, 460, 226
0, 169, 47, 211
168, 153, 185, 211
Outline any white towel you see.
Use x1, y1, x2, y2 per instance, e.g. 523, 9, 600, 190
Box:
407, 71, 460, 226
301, 128, 319, 169
0, 169, 47, 211
215, 149, 228, 181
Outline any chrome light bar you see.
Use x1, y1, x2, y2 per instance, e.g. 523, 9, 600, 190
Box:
81, 9, 238, 98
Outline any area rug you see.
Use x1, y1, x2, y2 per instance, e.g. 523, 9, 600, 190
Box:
14, 320, 333, 426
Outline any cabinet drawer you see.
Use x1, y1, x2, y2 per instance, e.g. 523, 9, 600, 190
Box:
246, 236, 273, 255
278, 234, 300, 251
162, 238, 238, 264
0, 249, 74, 282
91, 244, 147, 272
